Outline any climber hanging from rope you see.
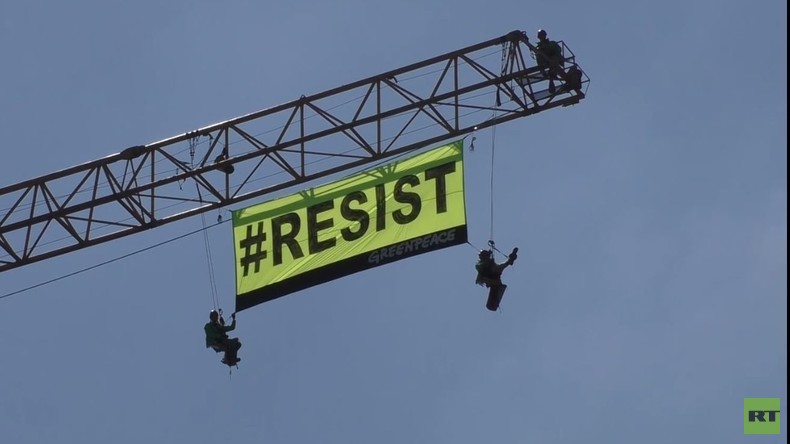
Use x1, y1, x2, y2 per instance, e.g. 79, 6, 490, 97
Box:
204, 309, 242, 366
475, 243, 518, 311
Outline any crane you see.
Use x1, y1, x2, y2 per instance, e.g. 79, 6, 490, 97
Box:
0, 29, 588, 273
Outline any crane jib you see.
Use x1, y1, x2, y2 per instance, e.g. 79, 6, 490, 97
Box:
0, 30, 586, 273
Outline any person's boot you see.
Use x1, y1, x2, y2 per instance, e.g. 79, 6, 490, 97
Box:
221, 352, 232, 365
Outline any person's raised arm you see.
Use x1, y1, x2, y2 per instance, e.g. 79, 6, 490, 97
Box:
223, 312, 237, 332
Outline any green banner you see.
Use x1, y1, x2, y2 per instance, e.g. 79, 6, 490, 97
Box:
232, 141, 467, 311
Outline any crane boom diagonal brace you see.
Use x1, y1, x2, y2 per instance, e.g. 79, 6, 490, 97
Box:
0, 30, 587, 272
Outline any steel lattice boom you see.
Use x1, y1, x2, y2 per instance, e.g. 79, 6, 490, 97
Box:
0, 30, 588, 272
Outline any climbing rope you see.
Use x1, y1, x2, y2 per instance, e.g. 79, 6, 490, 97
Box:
489, 112, 497, 245
202, 212, 220, 311
487, 41, 509, 249
195, 183, 220, 311
188, 136, 198, 168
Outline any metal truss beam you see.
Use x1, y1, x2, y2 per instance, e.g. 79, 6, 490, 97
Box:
0, 30, 588, 272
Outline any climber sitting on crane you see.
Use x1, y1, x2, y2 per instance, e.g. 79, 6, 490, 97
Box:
534, 29, 564, 93
475, 246, 518, 311
205, 309, 242, 365
535, 29, 563, 77
534, 29, 583, 94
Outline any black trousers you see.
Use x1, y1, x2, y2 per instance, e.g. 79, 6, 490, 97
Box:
486, 285, 507, 311
219, 338, 242, 361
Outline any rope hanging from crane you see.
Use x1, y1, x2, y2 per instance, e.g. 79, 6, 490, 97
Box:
485, 39, 511, 256
190, 135, 243, 371
189, 135, 221, 311
468, 38, 509, 254
469, 40, 521, 313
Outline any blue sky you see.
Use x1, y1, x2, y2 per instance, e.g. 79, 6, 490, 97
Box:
0, 1, 786, 443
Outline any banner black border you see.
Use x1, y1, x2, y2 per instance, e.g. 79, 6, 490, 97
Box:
236, 225, 467, 311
